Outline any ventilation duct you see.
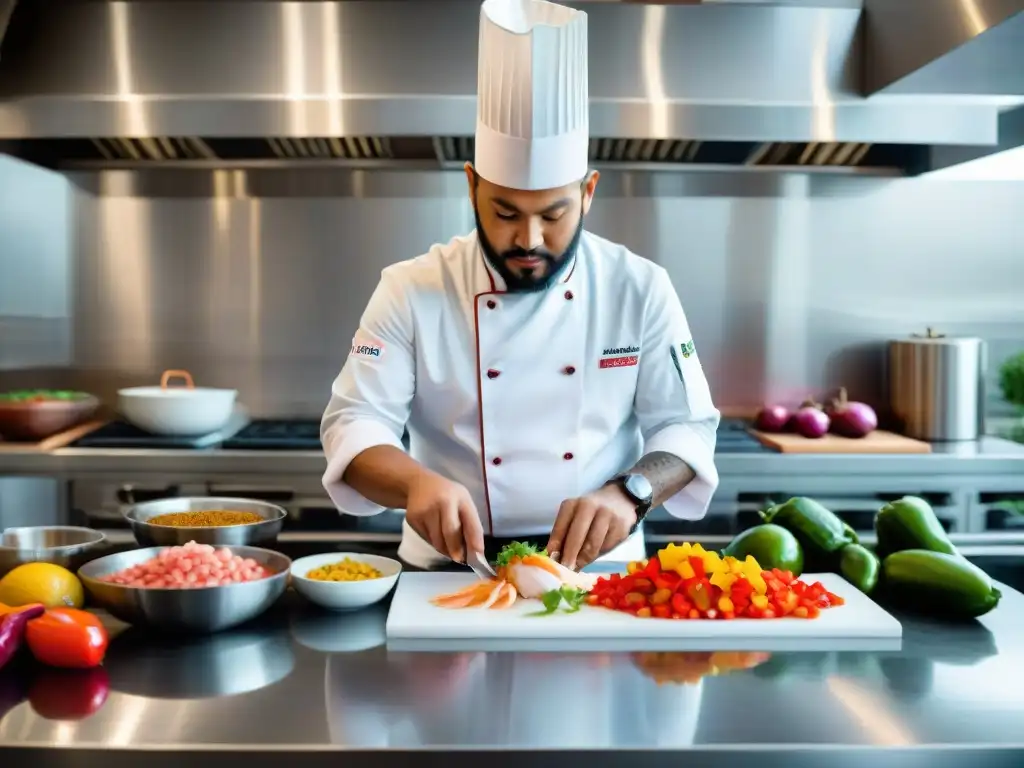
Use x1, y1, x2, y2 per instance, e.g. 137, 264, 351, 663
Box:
0, 1, 1020, 175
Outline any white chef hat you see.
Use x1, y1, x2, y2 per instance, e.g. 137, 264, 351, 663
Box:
474, 0, 589, 191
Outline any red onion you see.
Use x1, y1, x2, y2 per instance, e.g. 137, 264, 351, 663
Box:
826, 387, 878, 438
754, 404, 791, 432
791, 400, 830, 439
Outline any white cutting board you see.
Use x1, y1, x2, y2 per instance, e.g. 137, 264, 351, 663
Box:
385, 572, 903, 652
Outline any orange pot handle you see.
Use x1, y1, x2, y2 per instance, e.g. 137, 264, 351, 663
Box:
160, 370, 195, 390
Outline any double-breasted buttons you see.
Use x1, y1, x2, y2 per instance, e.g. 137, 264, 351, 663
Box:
564, 290, 574, 300
563, 365, 576, 375
486, 369, 500, 379
563, 452, 574, 461
492, 457, 502, 466
486, 299, 497, 309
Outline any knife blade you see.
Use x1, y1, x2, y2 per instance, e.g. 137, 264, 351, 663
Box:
467, 549, 498, 580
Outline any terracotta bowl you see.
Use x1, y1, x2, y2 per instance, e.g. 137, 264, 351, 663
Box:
0, 394, 100, 442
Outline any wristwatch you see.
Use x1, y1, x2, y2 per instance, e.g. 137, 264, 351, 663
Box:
611, 473, 654, 533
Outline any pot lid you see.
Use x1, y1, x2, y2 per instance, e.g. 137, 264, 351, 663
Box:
117, 370, 237, 396
899, 327, 984, 345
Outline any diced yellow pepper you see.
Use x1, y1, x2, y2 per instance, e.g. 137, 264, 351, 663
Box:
675, 561, 696, 580
738, 556, 767, 594
702, 551, 724, 575
690, 543, 706, 555
724, 557, 746, 575
709, 570, 736, 592
657, 543, 696, 571
751, 595, 769, 610
627, 561, 640, 574
718, 596, 735, 613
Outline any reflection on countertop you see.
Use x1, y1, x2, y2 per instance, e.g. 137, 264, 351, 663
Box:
1, 581, 1023, 758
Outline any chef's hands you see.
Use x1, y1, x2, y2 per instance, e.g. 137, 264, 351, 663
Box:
547, 484, 638, 570
406, 470, 485, 563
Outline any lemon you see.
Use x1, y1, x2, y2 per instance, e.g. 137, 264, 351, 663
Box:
0, 562, 85, 609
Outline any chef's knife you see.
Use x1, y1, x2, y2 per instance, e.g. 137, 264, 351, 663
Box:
467, 549, 498, 580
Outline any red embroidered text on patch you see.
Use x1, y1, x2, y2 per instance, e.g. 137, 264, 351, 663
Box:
599, 355, 639, 369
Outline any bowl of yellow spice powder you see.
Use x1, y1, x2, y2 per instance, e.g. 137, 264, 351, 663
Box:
124, 497, 287, 548
290, 553, 402, 611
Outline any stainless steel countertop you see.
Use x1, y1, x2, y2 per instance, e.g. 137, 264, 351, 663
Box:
2, 434, 1023, 479
2, 551, 1023, 767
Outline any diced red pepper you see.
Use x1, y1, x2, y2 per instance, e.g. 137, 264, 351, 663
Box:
644, 557, 662, 577
688, 556, 706, 579
772, 569, 795, 585
631, 577, 655, 595
670, 593, 691, 615
653, 572, 680, 591
730, 578, 753, 600
652, 604, 671, 619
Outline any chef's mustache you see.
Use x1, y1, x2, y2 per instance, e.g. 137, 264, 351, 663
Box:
499, 248, 557, 264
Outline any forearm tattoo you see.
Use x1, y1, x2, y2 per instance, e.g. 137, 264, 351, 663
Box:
628, 451, 696, 507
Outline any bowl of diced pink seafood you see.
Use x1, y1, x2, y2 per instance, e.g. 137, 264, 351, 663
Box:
78, 541, 291, 633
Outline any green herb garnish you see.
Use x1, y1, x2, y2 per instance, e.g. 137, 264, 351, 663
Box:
540, 589, 564, 614
494, 541, 548, 568
529, 586, 588, 617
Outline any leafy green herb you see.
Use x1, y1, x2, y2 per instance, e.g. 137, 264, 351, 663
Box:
559, 585, 587, 613
540, 589, 564, 614
529, 586, 589, 617
494, 541, 547, 568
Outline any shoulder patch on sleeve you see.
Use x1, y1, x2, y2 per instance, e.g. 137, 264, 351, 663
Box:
680, 339, 696, 359
350, 330, 386, 361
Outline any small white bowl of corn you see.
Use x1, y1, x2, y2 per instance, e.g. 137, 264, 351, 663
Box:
290, 552, 402, 611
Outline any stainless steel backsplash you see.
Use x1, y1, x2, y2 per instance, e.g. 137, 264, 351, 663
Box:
2, 156, 1023, 419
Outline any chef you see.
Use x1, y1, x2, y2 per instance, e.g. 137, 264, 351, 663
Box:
320, 0, 721, 571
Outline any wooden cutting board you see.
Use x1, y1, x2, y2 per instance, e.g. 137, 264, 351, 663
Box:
749, 429, 932, 454
0, 420, 107, 453
385, 572, 902, 651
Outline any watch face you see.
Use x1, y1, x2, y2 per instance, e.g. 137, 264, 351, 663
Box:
624, 474, 654, 504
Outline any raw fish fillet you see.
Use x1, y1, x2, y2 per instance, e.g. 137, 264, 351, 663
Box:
430, 542, 595, 610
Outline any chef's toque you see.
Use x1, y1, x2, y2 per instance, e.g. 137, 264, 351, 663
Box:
474, 0, 589, 191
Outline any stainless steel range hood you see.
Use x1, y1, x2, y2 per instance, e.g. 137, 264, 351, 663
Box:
0, 0, 1021, 175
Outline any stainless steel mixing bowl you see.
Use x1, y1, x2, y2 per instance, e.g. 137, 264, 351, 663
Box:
77, 545, 291, 634
0, 525, 108, 578
123, 497, 287, 547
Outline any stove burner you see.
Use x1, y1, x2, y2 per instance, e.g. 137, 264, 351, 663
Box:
71, 421, 227, 450
221, 420, 322, 451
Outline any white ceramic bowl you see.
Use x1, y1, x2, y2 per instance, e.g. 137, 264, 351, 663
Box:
290, 553, 402, 612
118, 370, 237, 436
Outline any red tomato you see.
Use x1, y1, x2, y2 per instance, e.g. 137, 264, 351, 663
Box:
25, 609, 108, 669
28, 666, 110, 721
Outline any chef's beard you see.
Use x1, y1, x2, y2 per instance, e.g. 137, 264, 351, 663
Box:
475, 209, 584, 293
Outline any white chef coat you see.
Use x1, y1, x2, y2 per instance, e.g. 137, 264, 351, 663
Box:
321, 229, 721, 567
